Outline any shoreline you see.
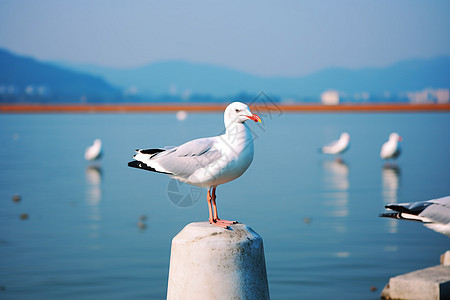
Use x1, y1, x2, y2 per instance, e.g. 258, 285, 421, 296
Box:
1, 103, 450, 113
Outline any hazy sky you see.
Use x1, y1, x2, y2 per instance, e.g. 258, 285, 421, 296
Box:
1, 0, 449, 76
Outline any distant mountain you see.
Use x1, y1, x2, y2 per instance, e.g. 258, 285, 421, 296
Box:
0, 48, 120, 102
1, 47, 449, 103
57, 56, 450, 99
55, 60, 266, 97
303, 57, 450, 95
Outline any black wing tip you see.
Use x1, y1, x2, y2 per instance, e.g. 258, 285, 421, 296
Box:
128, 160, 143, 169
379, 211, 425, 223
384, 204, 408, 213
385, 203, 428, 215
127, 160, 156, 172
127, 160, 173, 175
139, 148, 166, 155
379, 212, 399, 219
128, 160, 139, 168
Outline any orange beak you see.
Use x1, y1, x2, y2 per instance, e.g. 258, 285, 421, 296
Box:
247, 113, 262, 123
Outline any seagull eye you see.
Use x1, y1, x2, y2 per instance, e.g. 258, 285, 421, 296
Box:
235, 109, 240, 113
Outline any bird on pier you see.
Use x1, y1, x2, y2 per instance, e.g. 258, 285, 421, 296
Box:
128, 102, 261, 229
380, 196, 450, 237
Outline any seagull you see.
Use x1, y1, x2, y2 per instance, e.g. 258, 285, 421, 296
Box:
380, 133, 402, 162
128, 102, 261, 229
380, 196, 450, 237
319, 132, 350, 161
84, 139, 102, 161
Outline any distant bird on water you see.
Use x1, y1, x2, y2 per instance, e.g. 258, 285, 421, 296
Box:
380, 196, 450, 237
380, 133, 402, 163
85, 139, 103, 161
319, 132, 350, 161
128, 102, 261, 229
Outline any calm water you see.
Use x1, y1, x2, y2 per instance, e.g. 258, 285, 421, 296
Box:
0, 111, 449, 299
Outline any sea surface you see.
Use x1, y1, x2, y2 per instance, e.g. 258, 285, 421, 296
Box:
1, 110, 449, 299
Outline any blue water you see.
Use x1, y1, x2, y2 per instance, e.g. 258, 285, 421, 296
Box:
0, 111, 449, 299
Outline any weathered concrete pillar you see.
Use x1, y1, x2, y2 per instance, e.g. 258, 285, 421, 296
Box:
167, 222, 270, 300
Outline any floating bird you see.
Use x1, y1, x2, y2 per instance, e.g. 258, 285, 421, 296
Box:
319, 132, 350, 161
128, 102, 261, 229
84, 139, 102, 161
380, 196, 450, 237
380, 133, 402, 162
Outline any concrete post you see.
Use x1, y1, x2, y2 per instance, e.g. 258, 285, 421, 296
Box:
167, 222, 270, 300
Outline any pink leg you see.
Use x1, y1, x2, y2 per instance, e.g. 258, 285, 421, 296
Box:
211, 186, 237, 225
207, 188, 214, 224
207, 187, 228, 229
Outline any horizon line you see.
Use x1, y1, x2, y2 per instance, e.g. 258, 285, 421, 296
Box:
1, 103, 449, 114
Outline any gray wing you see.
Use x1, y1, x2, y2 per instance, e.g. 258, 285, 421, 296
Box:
151, 137, 222, 178
420, 196, 450, 224
319, 139, 338, 153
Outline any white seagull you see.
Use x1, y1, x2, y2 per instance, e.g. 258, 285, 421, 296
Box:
319, 132, 350, 159
84, 139, 102, 161
380, 133, 402, 161
380, 196, 450, 237
128, 102, 261, 229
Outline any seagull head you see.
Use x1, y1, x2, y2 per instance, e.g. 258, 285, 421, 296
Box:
340, 132, 350, 140
224, 102, 261, 127
389, 132, 402, 142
